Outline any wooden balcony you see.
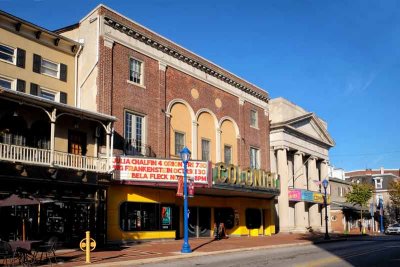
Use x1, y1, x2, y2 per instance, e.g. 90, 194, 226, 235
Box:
0, 142, 109, 173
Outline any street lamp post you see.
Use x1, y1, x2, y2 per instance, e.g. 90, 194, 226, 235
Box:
322, 179, 330, 240
379, 198, 384, 233
180, 146, 192, 253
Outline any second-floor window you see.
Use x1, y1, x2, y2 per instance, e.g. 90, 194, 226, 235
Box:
41, 58, 59, 78
250, 110, 258, 128
174, 132, 185, 156
125, 111, 145, 155
375, 178, 383, 189
0, 44, 15, 64
224, 145, 232, 164
201, 139, 210, 161
129, 58, 143, 85
250, 147, 259, 169
0, 76, 14, 90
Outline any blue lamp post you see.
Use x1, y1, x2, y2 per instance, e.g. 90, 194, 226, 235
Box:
322, 179, 330, 240
180, 146, 192, 253
379, 198, 384, 233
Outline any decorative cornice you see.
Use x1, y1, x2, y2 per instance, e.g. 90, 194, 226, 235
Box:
103, 16, 269, 103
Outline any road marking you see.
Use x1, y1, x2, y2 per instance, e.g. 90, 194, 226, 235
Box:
295, 246, 392, 267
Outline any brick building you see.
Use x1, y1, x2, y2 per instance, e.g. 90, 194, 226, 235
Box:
58, 4, 279, 242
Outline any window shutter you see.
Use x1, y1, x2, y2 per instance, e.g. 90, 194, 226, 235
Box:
33, 54, 41, 73
16, 79, 26, 92
60, 63, 67, 82
16, 48, 26, 68
30, 83, 38, 96
60, 92, 67, 104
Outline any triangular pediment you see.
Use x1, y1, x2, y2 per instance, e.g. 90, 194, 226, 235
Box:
273, 113, 335, 147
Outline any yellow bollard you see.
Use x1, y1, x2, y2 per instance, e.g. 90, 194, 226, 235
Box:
80, 231, 96, 264
86, 231, 90, 263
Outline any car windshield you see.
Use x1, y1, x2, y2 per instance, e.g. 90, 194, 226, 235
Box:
390, 224, 400, 227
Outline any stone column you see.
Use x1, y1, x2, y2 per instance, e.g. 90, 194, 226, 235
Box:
192, 121, 198, 160
277, 146, 290, 232
308, 156, 320, 229
216, 128, 222, 162
294, 151, 306, 231
320, 160, 330, 231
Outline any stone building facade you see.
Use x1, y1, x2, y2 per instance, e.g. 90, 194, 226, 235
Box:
269, 98, 335, 233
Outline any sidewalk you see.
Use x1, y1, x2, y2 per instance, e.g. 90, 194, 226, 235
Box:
41, 233, 351, 267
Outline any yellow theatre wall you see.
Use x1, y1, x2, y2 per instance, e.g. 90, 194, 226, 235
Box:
170, 103, 192, 158
220, 120, 238, 165
108, 185, 276, 241
197, 112, 216, 162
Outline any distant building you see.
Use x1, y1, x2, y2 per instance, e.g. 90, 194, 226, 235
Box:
269, 97, 335, 233
345, 168, 400, 229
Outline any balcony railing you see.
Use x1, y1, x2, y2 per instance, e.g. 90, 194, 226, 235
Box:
124, 139, 155, 157
0, 142, 109, 173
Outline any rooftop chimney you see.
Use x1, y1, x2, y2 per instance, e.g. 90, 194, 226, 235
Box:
380, 167, 384, 175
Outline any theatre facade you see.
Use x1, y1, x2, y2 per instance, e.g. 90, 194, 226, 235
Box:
59, 4, 280, 242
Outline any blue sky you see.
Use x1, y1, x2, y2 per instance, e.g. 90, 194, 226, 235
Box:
1, 0, 399, 171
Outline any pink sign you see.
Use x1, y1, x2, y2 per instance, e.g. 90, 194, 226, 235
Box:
288, 189, 302, 201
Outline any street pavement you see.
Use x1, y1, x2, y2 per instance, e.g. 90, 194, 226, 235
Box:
35, 233, 398, 266
140, 235, 400, 267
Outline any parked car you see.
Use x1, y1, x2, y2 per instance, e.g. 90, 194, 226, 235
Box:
385, 223, 400, 234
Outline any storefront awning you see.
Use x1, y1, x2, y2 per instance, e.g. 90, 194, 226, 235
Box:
0, 194, 53, 206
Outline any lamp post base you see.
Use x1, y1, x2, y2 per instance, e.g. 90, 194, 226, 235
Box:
181, 242, 192, 253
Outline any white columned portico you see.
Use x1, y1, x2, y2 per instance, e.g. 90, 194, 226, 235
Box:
308, 156, 320, 229
294, 151, 307, 231
277, 146, 290, 232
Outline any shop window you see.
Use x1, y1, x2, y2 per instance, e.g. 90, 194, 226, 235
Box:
201, 138, 210, 161
214, 208, 234, 229
245, 208, 261, 229
129, 58, 143, 85
0, 43, 15, 64
125, 111, 145, 155
224, 145, 232, 164
119, 202, 174, 231
250, 147, 259, 169
174, 131, 185, 156
250, 109, 258, 128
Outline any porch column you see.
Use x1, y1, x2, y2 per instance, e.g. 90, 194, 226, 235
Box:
106, 122, 112, 172
277, 146, 290, 232
320, 160, 330, 231
216, 128, 222, 162
308, 156, 320, 229
294, 151, 306, 231
49, 108, 57, 166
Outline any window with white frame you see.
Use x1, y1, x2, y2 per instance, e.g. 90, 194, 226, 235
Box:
375, 178, 383, 189
125, 111, 145, 155
201, 139, 210, 161
376, 194, 383, 206
224, 145, 232, 164
250, 110, 258, 128
0, 76, 14, 90
174, 132, 185, 156
129, 58, 143, 85
250, 147, 260, 169
0, 43, 15, 64
39, 87, 59, 102
41, 58, 59, 78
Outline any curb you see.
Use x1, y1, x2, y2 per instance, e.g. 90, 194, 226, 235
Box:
75, 238, 348, 267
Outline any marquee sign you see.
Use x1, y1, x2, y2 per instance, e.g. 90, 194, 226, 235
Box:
113, 157, 209, 184
212, 163, 279, 191
288, 188, 331, 204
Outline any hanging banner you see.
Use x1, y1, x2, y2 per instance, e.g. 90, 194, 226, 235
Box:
176, 176, 183, 197
288, 188, 331, 204
188, 178, 194, 197
113, 157, 209, 184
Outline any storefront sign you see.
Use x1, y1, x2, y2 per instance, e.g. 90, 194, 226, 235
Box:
113, 157, 209, 184
288, 188, 331, 204
212, 163, 278, 190
288, 189, 302, 201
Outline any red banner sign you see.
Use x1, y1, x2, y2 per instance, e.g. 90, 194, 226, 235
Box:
176, 176, 183, 197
